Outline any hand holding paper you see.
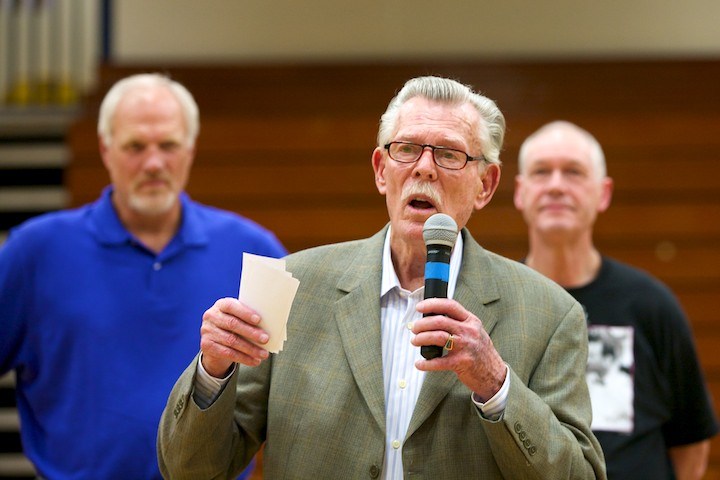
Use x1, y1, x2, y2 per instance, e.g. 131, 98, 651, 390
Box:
238, 253, 299, 353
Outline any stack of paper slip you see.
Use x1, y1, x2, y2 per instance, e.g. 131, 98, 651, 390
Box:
238, 252, 300, 354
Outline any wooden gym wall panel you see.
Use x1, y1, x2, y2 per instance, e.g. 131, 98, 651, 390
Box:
67, 60, 720, 474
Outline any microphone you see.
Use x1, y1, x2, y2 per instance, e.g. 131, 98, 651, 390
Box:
420, 213, 458, 360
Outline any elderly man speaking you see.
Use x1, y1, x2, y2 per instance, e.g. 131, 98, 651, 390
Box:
158, 76, 606, 480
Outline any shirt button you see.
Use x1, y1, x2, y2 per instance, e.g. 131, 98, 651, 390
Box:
153, 262, 162, 271
406, 322, 414, 330
398, 379, 407, 389
392, 440, 401, 449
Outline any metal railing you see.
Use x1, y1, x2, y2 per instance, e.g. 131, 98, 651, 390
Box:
0, 0, 100, 107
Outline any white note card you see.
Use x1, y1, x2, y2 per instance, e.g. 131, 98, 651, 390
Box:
238, 253, 299, 353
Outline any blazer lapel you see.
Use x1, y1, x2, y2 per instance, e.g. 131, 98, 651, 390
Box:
335, 228, 387, 433
454, 230, 501, 336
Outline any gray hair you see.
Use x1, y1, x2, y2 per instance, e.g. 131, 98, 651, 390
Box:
518, 120, 607, 178
97, 73, 199, 147
377, 76, 505, 166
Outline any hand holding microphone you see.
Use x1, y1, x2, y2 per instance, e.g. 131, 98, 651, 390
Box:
420, 213, 458, 360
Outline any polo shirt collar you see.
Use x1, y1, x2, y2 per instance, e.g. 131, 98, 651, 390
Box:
87, 186, 208, 248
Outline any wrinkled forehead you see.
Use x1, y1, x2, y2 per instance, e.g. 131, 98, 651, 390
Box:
114, 86, 182, 119
112, 89, 187, 136
394, 97, 482, 148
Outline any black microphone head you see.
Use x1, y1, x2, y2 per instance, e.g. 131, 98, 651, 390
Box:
423, 213, 458, 248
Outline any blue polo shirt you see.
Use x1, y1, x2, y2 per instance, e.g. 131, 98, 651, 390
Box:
0, 187, 286, 479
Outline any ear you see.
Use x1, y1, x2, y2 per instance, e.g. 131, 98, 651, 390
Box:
474, 163, 501, 210
371, 147, 387, 195
513, 174, 525, 211
598, 176, 614, 213
187, 143, 197, 167
98, 135, 111, 170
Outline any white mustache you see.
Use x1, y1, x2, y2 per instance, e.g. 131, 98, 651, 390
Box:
133, 173, 172, 189
402, 182, 442, 208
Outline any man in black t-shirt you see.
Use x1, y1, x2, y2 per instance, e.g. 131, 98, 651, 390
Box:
513, 120, 718, 480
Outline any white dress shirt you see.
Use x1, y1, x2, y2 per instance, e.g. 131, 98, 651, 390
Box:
378, 228, 461, 479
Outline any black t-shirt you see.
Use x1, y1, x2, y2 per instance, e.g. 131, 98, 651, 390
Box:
566, 257, 718, 479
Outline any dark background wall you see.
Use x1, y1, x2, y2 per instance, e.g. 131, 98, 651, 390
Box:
67, 60, 720, 477
3, 1, 720, 477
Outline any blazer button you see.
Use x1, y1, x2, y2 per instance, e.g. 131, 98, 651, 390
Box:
514, 422, 523, 433
173, 397, 185, 418
369, 464, 380, 478
528, 446, 537, 456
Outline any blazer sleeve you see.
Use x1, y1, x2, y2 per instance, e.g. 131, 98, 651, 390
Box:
157, 354, 264, 480
483, 301, 607, 479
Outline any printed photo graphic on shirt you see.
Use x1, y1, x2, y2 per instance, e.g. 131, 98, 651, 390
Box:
586, 325, 634, 433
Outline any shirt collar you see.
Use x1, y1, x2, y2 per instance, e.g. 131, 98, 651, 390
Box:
87, 186, 208, 248
380, 225, 463, 298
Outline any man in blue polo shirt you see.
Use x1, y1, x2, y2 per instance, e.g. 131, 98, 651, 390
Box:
0, 73, 286, 479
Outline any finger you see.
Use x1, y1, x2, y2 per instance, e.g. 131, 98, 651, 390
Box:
412, 311, 467, 336
202, 312, 270, 352
214, 297, 262, 326
201, 322, 270, 365
410, 329, 451, 349
203, 300, 268, 344
200, 298, 270, 367
201, 333, 269, 367
416, 298, 469, 320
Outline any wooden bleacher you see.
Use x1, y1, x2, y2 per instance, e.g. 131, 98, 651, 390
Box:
67, 60, 720, 478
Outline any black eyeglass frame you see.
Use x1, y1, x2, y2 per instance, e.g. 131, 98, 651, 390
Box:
383, 141, 485, 170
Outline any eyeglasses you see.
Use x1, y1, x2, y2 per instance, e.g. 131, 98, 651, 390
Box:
384, 141, 484, 170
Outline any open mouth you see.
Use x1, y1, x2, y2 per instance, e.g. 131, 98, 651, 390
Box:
407, 194, 438, 213
403, 182, 441, 213
409, 198, 435, 210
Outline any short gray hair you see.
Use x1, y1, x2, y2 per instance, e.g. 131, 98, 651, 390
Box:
97, 73, 199, 147
377, 76, 505, 166
518, 120, 607, 178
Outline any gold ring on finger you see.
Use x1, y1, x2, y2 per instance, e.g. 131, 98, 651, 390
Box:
444, 334, 455, 351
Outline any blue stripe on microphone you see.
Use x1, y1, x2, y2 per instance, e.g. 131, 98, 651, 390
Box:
425, 262, 450, 282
